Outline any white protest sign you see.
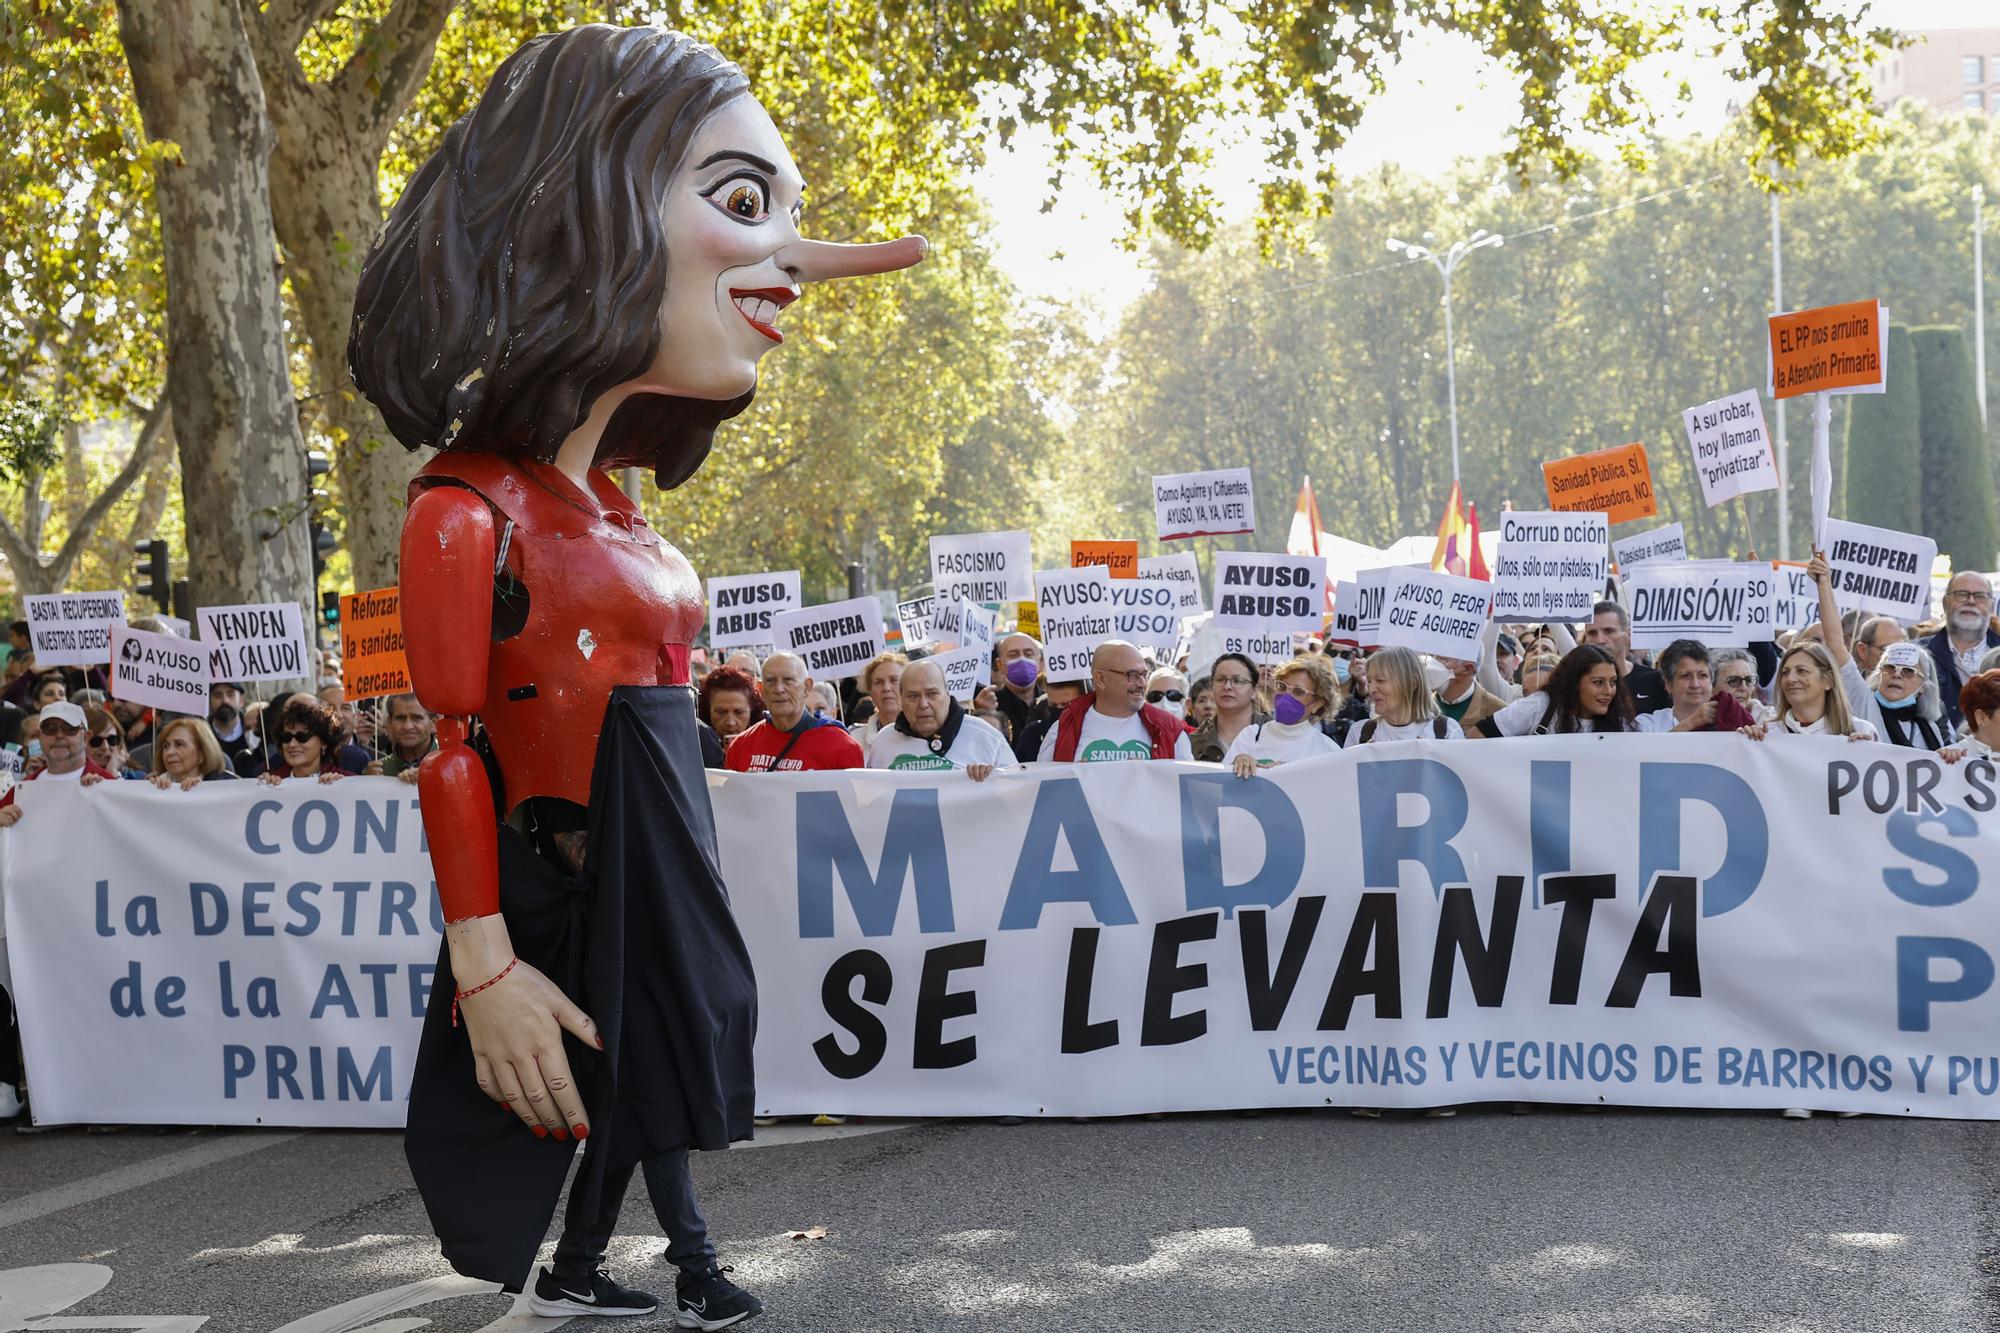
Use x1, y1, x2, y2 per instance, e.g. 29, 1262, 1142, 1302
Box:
930, 596, 994, 652
1108, 578, 1181, 651
1153, 468, 1256, 542
1137, 552, 1206, 612
958, 600, 995, 654
1823, 518, 1938, 622
927, 643, 990, 702
1622, 561, 1768, 649
1035, 566, 1115, 680
196, 602, 311, 684
1683, 389, 1779, 507
1490, 511, 1609, 621
1186, 620, 1290, 679
1329, 566, 1409, 645
109, 623, 210, 712
1375, 567, 1494, 661
1210, 552, 1326, 635
930, 530, 1033, 604
707, 571, 802, 651
896, 595, 935, 647
24, 591, 126, 668
1611, 522, 1687, 570
1772, 563, 1818, 636
770, 597, 885, 682
156, 614, 192, 638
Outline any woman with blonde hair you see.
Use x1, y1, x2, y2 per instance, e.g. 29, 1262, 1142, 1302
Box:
1741, 640, 1877, 742
1225, 654, 1339, 775
849, 651, 909, 746
150, 717, 238, 789
1346, 646, 1464, 746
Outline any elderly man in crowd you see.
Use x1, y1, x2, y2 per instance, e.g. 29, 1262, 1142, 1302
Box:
1433, 654, 1504, 736
1037, 640, 1192, 762
0, 701, 117, 823
993, 632, 1045, 757
867, 659, 1016, 778
366, 693, 437, 782
1924, 571, 2000, 730
726, 651, 864, 772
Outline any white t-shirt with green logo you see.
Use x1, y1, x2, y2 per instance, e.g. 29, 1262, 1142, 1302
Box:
867, 715, 1019, 771
1036, 705, 1193, 763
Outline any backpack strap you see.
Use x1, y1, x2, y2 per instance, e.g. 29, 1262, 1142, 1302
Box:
1432, 716, 1447, 739
1359, 718, 1377, 744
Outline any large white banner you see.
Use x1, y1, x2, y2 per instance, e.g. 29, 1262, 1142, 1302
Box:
3, 779, 438, 1127
15, 748, 2000, 1125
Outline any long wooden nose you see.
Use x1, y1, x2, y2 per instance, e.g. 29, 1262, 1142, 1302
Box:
785, 235, 928, 282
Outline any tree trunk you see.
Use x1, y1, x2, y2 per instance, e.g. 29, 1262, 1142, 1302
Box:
115, 0, 313, 628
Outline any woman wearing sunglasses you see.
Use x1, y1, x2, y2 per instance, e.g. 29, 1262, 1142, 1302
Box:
1145, 667, 1189, 720
1225, 655, 1339, 776
256, 697, 350, 785
1807, 550, 1948, 748
83, 707, 147, 779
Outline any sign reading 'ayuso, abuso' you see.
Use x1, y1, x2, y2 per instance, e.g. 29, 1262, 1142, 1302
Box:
12, 744, 2000, 1126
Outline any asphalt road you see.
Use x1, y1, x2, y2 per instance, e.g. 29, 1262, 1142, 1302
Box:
4, 1108, 1998, 1332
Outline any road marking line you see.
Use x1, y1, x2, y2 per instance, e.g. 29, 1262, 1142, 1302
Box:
0, 1131, 302, 1232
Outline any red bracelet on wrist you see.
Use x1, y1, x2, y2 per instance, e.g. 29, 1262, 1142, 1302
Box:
451, 956, 519, 1028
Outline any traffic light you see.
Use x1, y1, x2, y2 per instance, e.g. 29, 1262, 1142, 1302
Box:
306, 451, 335, 588
133, 538, 170, 613
321, 590, 340, 627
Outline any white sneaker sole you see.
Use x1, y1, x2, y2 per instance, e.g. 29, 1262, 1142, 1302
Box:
528, 1294, 657, 1317
675, 1307, 757, 1329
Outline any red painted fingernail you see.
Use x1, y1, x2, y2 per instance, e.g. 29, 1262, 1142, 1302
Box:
573, 1123, 589, 1140
553, 1127, 569, 1141
531, 1125, 548, 1139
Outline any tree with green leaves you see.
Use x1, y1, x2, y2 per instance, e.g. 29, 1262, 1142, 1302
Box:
1912, 325, 2000, 572
1842, 324, 1921, 534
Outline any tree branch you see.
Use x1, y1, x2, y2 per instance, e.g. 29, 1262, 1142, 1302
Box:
0, 508, 39, 579
49, 399, 173, 582
332, 0, 457, 144
254, 0, 342, 58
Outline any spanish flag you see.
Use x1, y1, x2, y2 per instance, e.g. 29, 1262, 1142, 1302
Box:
1286, 476, 1336, 613
1430, 482, 1491, 580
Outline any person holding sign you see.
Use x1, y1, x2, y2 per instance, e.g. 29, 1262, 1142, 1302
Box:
1344, 648, 1464, 746
1808, 552, 1948, 749
0, 702, 117, 825
1940, 671, 2000, 764
1739, 641, 1877, 742
726, 652, 864, 773
350, 23, 927, 1318
1226, 656, 1339, 774
866, 660, 1016, 778
1038, 641, 1192, 763
1480, 646, 1637, 736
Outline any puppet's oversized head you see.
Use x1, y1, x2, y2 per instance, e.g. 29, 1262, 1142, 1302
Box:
349, 25, 924, 487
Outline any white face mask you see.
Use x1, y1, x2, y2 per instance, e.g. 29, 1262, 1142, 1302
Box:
1156, 700, 1185, 720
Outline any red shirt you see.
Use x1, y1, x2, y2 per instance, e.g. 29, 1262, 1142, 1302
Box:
725, 716, 863, 772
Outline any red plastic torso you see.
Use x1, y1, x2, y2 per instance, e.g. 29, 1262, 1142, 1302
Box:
408, 454, 700, 813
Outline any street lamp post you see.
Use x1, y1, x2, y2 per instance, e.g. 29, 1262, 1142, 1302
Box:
1976, 184, 1987, 427
1387, 229, 1504, 486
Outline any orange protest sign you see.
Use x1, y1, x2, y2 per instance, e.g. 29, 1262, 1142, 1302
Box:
339, 585, 410, 701
1768, 299, 1884, 399
1071, 540, 1139, 578
1540, 443, 1658, 527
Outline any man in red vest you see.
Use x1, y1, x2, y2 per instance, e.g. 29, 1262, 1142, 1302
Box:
1037, 640, 1191, 763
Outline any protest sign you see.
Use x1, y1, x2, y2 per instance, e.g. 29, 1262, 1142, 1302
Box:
1375, 567, 1494, 660
930, 530, 1034, 604
932, 597, 995, 652
157, 614, 192, 638
1611, 522, 1687, 570
1153, 468, 1256, 541
1822, 518, 1937, 621
197, 602, 311, 685
1683, 389, 1778, 506
1015, 600, 1039, 639
1035, 566, 1115, 679
896, 595, 935, 647
1108, 578, 1181, 651
24, 591, 125, 668
1541, 443, 1657, 526
707, 571, 802, 651
1186, 620, 1290, 679
339, 587, 410, 700
927, 643, 990, 702
1071, 540, 1139, 578
1137, 553, 1205, 612
1769, 299, 1887, 399
1771, 562, 1818, 636
1210, 552, 1326, 635
771, 597, 886, 682
1622, 561, 1769, 649
1490, 511, 1609, 620
109, 623, 209, 713
1329, 566, 1409, 645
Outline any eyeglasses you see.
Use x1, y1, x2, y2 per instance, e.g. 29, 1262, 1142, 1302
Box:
1323, 648, 1353, 660
37, 722, 78, 737
1212, 675, 1254, 688
86, 734, 118, 750
1103, 668, 1149, 684
1722, 675, 1756, 688
1948, 590, 1994, 604
1279, 683, 1318, 702
1146, 689, 1186, 703
278, 730, 315, 744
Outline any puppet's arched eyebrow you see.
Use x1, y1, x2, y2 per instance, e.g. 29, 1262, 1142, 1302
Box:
694, 149, 778, 174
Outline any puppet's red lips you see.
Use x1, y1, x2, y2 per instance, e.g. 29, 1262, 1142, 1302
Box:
728, 287, 797, 343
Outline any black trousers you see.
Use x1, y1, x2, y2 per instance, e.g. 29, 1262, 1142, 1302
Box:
552, 1143, 716, 1277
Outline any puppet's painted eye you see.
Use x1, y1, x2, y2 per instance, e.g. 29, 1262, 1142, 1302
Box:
720, 181, 767, 220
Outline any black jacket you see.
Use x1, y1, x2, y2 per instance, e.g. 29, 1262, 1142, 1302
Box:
1922, 626, 2000, 729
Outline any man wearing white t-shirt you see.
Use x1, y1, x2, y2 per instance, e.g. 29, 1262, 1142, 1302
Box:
867, 660, 1017, 779
0, 700, 117, 824
1037, 640, 1192, 763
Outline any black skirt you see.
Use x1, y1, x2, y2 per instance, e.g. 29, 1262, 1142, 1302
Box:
404, 685, 758, 1288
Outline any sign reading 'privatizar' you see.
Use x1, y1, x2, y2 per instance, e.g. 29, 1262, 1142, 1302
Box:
930, 530, 1034, 604
24, 591, 126, 668
1490, 511, 1609, 620
770, 597, 885, 682
1375, 567, 1494, 660
1154, 468, 1256, 541
1683, 389, 1778, 506
1211, 552, 1327, 636
707, 571, 801, 651
197, 602, 311, 684
1036, 565, 1115, 679
1822, 517, 1936, 621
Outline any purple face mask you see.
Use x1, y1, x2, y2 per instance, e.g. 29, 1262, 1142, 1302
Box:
1273, 692, 1308, 726
1005, 659, 1039, 689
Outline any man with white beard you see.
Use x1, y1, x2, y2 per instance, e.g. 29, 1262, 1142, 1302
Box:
1922, 570, 2000, 730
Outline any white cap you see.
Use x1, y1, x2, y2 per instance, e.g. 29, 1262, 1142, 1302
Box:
39, 701, 86, 729
1881, 642, 1925, 672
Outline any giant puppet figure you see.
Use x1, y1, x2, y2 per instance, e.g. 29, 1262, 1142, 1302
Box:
347, 25, 924, 1321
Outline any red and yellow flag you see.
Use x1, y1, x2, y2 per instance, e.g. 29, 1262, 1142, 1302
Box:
1287, 476, 1335, 613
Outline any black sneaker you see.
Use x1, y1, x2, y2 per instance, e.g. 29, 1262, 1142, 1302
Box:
529, 1266, 658, 1317
675, 1264, 763, 1329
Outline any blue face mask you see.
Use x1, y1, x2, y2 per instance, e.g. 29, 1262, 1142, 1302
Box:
1875, 690, 1917, 711
1331, 656, 1351, 684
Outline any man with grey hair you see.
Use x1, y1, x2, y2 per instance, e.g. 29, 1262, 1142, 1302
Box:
867, 659, 1015, 777
1710, 647, 1773, 723
1581, 600, 1668, 715
723, 651, 863, 772
1923, 570, 2000, 730
1851, 616, 1904, 679
1037, 640, 1192, 762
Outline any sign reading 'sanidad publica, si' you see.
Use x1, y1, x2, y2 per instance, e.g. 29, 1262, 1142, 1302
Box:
1153, 467, 1256, 542
196, 601, 311, 684
1540, 443, 1657, 527
1210, 551, 1327, 635
770, 596, 886, 682
929, 530, 1034, 604
1490, 511, 1609, 620
706, 570, 801, 651
24, 591, 126, 668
